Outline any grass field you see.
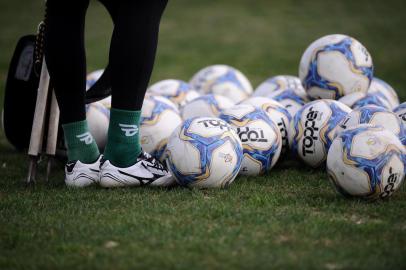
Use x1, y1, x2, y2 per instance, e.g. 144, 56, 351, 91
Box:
1, 0, 406, 269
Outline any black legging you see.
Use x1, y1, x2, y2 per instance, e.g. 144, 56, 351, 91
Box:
45, 0, 168, 124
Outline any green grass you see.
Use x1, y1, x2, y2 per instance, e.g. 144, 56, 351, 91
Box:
1, 0, 406, 269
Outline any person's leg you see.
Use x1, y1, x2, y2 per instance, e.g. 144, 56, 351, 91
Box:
103, 0, 168, 167
45, 0, 100, 165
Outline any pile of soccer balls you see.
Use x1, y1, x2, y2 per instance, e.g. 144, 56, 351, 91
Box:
87, 34, 405, 200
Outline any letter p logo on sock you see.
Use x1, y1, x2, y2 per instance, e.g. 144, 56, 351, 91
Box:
76, 132, 93, 145
119, 124, 139, 137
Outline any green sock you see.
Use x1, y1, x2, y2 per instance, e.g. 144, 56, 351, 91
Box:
62, 120, 100, 163
103, 108, 142, 167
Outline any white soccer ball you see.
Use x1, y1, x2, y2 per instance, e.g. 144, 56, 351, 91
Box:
368, 78, 400, 109
338, 92, 392, 110
267, 89, 308, 118
166, 117, 243, 188
239, 97, 291, 153
86, 101, 110, 150
189, 64, 253, 103
220, 104, 282, 176
393, 102, 406, 126
299, 34, 374, 100
147, 79, 200, 107
140, 96, 183, 161
86, 69, 104, 90
254, 75, 307, 99
327, 124, 405, 200
181, 94, 235, 120
289, 99, 352, 168
336, 105, 406, 145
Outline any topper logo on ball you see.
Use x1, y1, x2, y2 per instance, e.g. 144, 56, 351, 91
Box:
264, 105, 288, 147
198, 119, 231, 130
302, 106, 320, 156
237, 127, 268, 143
380, 168, 400, 199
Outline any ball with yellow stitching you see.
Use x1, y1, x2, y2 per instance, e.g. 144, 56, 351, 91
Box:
140, 96, 182, 162
147, 79, 200, 107
166, 117, 243, 188
299, 34, 374, 100
289, 99, 352, 168
327, 124, 405, 200
220, 104, 282, 176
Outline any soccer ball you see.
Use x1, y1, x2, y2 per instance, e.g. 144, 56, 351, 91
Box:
368, 78, 399, 109
267, 89, 308, 118
239, 96, 291, 153
189, 64, 253, 103
86, 69, 104, 90
140, 96, 183, 161
254, 75, 307, 99
327, 124, 405, 200
220, 104, 282, 175
148, 79, 200, 107
393, 102, 406, 126
338, 92, 392, 110
166, 117, 243, 188
299, 34, 374, 100
181, 94, 235, 120
289, 99, 352, 168
86, 101, 110, 150
336, 105, 406, 145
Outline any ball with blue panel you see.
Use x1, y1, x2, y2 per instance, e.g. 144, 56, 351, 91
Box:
140, 96, 183, 162
189, 64, 253, 103
289, 99, 352, 168
181, 94, 235, 120
240, 96, 292, 154
253, 75, 307, 99
267, 89, 308, 119
147, 79, 200, 107
368, 78, 399, 109
166, 117, 243, 188
338, 92, 392, 110
299, 34, 374, 100
337, 105, 406, 146
327, 124, 405, 200
220, 104, 282, 176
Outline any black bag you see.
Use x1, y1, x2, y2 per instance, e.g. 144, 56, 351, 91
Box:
3, 35, 38, 151
2, 35, 112, 151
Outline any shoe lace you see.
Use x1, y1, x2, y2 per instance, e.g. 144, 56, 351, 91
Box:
141, 152, 166, 171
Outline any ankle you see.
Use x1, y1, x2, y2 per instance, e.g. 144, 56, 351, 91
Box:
62, 120, 100, 163
103, 108, 142, 167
